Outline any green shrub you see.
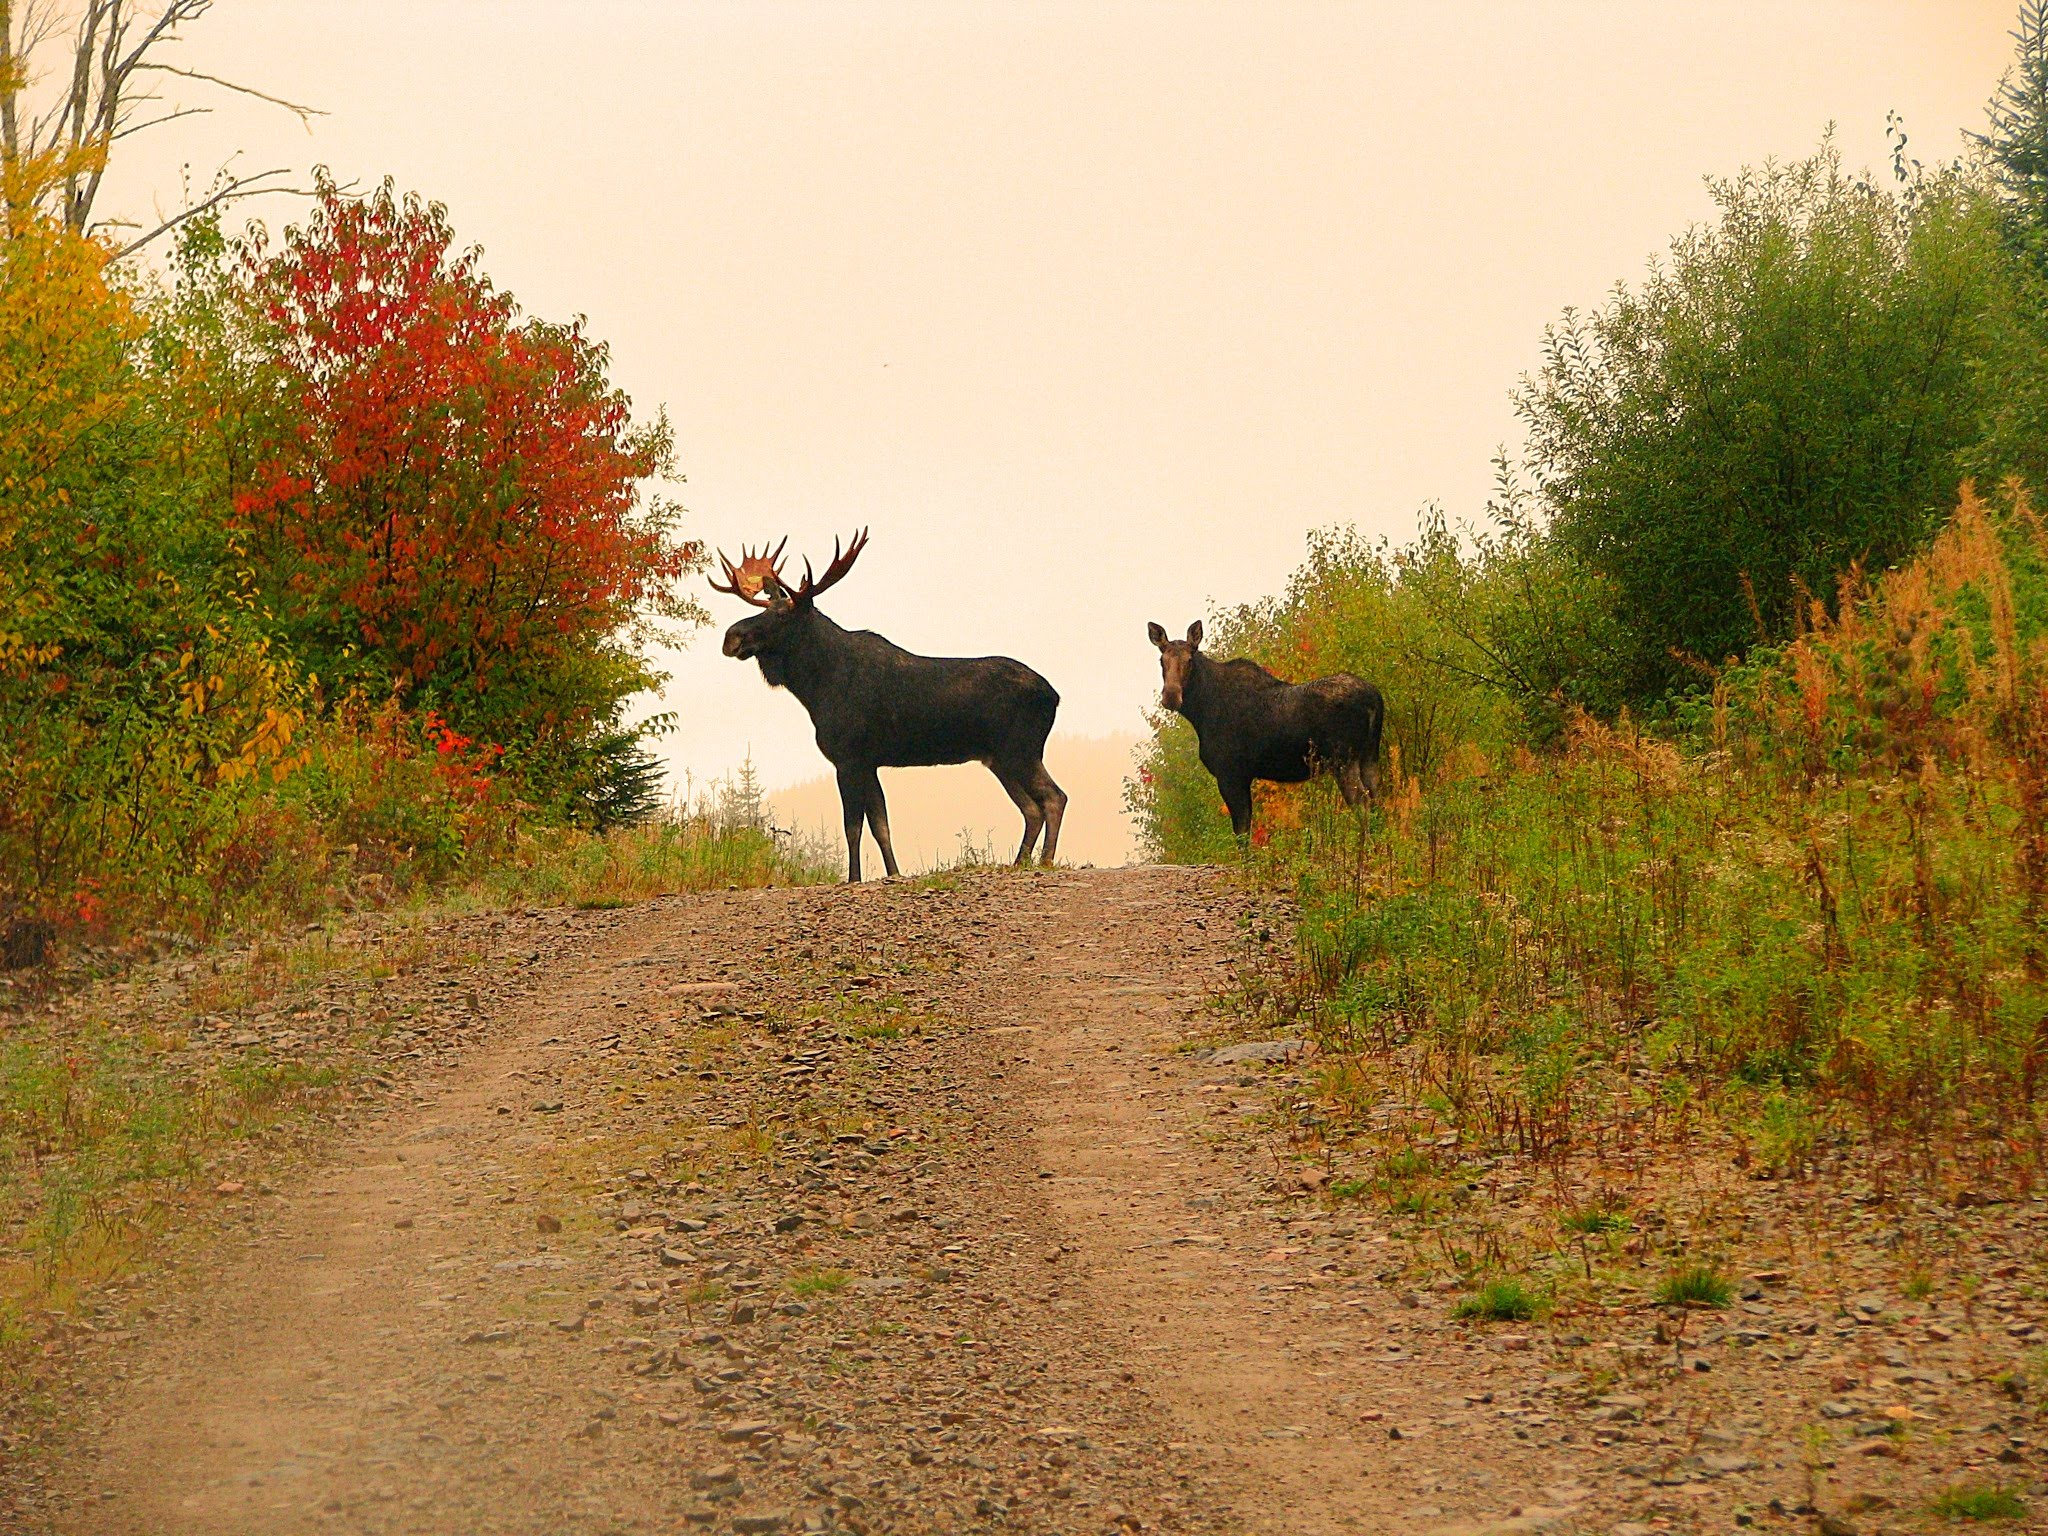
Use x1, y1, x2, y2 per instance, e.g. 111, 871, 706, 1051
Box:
1520, 141, 2008, 701
1127, 713, 1240, 864
0, 213, 326, 940
1452, 1277, 1544, 1322
1657, 1264, 1734, 1308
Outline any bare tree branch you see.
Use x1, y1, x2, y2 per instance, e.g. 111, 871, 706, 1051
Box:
54, 0, 102, 220
112, 164, 293, 256
107, 100, 203, 138
109, 0, 203, 79
0, 1, 21, 174
132, 61, 318, 124
2, 0, 314, 240
73, 0, 127, 227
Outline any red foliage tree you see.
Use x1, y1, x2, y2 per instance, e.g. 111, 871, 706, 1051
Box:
230, 179, 700, 755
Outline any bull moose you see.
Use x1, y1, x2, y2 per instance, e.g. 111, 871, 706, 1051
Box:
1147, 620, 1384, 838
714, 530, 1067, 881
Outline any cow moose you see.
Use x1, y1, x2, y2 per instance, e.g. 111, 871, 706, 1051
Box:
714, 531, 1068, 881
1147, 620, 1384, 838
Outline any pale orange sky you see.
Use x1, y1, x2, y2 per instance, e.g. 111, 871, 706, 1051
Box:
89, 1, 2017, 860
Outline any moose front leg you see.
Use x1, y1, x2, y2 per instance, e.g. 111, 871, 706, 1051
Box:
861, 770, 901, 878
1218, 774, 1255, 840
835, 765, 867, 881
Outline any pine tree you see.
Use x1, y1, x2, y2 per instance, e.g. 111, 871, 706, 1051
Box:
1981, 1, 2048, 268
717, 757, 767, 834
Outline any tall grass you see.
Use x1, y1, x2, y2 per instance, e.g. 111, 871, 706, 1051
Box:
1162, 484, 2048, 1191
472, 813, 833, 910
0, 697, 832, 975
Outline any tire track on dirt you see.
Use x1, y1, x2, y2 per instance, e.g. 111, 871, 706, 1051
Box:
59, 903, 686, 1535
1009, 870, 1596, 1536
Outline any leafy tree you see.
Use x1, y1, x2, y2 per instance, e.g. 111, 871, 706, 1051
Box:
1357, 460, 1640, 744
0, 211, 302, 930
209, 179, 703, 815
1518, 142, 2006, 701
0, 213, 150, 921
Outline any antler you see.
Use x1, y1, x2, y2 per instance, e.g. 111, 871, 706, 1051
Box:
793, 528, 870, 602
707, 537, 790, 607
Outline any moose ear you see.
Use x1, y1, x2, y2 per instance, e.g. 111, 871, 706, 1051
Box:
1186, 620, 1203, 649
1146, 622, 1168, 647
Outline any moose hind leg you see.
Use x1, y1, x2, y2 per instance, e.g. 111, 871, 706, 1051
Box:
862, 771, 901, 878
835, 765, 867, 882
993, 766, 1045, 864
1336, 760, 1367, 809
1027, 762, 1067, 866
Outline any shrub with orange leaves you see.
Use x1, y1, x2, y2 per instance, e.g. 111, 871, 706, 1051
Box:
185, 179, 705, 818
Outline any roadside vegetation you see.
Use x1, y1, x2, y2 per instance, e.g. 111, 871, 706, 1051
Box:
2, 122, 836, 973
1136, 17, 2048, 1213
0, 6, 832, 1426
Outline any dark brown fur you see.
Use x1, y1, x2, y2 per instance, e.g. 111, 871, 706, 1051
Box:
718, 533, 1066, 880
1149, 620, 1383, 837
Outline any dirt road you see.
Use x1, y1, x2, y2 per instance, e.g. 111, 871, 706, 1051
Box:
11, 866, 1569, 1535
22, 865, 2044, 1535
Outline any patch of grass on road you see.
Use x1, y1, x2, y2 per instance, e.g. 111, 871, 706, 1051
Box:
0, 1020, 356, 1375
1451, 1277, 1545, 1322
674, 1282, 727, 1319
789, 1268, 852, 1298
1932, 1483, 2028, 1521
1, 917, 472, 1384
1656, 1263, 1733, 1308
1559, 1204, 1632, 1236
